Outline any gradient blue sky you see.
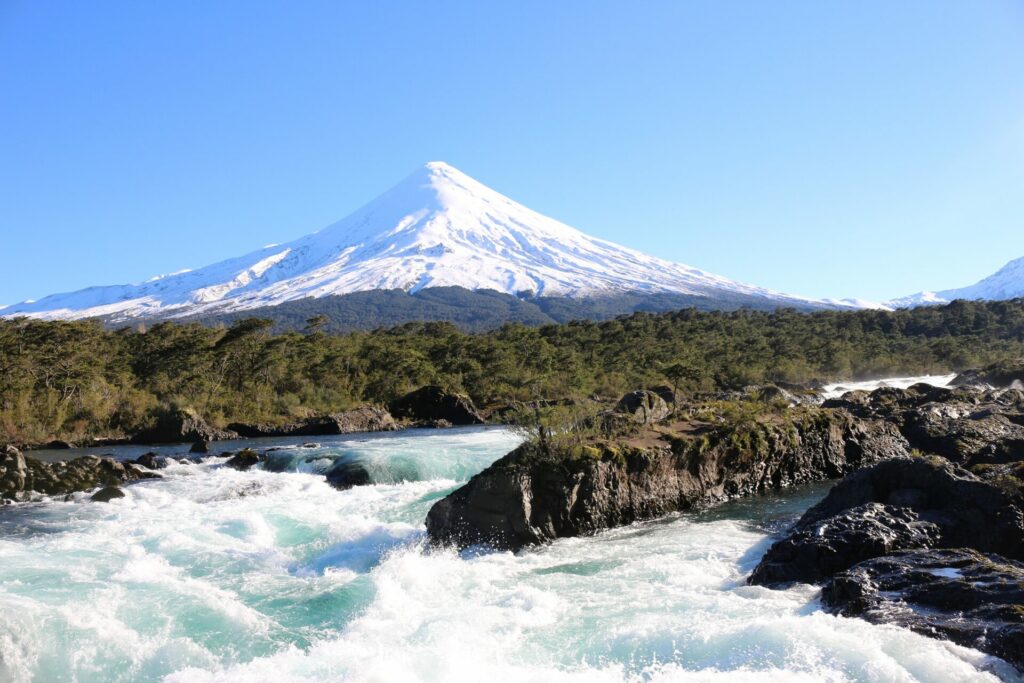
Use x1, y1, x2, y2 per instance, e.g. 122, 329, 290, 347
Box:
2, 1, 1023, 305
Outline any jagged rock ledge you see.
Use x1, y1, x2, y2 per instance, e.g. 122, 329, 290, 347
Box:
1, 445, 160, 502
426, 402, 908, 550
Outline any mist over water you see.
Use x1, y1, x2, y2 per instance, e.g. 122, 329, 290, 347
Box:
0, 423, 1017, 682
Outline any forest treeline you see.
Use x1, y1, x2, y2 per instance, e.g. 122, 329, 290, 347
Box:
2, 298, 1023, 443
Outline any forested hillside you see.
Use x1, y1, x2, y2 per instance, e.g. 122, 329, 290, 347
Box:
2, 299, 1023, 444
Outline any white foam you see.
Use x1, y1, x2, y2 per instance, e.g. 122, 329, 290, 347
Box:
821, 374, 957, 400
0, 427, 1014, 682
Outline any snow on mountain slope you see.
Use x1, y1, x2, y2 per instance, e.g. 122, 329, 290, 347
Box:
890, 256, 1024, 307
2, 162, 851, 321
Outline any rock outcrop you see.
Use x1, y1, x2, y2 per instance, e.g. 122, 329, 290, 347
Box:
822, 549, 1024, 671
749, 456, 1024, 585
952, 359, 1024, 389
823, 383, 1024, 467
228, 406, 397, 438
2, 445, 159, 501
132, 409, 236, 444
389, 386, 484, 426
426, 406, 908, 550
612, 390, 672, 425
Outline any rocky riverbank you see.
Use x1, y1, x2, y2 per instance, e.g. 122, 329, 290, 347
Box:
425, 372, 1024, 670
744, 381, 1024, 669
426, 398, 909, 550
1, 445, 160, 502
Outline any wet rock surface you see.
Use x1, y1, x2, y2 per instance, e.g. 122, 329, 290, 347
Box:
2, 445, 159, 501
822, 549, 1024, 671
325, 459, 372, 490
223, 449, 264, 471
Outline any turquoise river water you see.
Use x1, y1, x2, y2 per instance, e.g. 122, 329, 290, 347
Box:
0, 424, 1018, 682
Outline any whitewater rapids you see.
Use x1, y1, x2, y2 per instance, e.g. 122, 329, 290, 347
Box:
0, 419, 1017, 681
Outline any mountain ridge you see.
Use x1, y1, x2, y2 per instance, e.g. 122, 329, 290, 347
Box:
890, 256, 1024, 307
2, 161, 854, 321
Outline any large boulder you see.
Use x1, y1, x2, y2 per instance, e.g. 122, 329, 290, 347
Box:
325, 459, 372, 490
427, 408, 908, 551
224, 449, 264, 471
90, 486, 126, 502
389, 386, 484, 426
132, 409, 236, 444
613, 390, 672, 425
1, 446, 159, 501
748, 503, 941, 585
228, 406, 397, 438
749, 456, 1024, 586
0, 445, 28, 499
822, 549, 1024, 672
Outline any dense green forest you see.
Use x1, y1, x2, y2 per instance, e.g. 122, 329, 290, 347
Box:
2, 298, 1023, 444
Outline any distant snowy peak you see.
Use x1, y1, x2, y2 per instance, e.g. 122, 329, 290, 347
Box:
3, 161, 851, 321
890, 256, 1024, 307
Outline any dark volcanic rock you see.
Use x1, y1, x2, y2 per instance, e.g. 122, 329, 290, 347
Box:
952, 359, 1024, 389
823, 384, 1024, 467
133, 409, 236, 444
389, 386, 484, 426
1, 445, 159, 501
45, 440, 74, 449
229, 406, 397, 438
90, 486, 126, 502
131, 452, 170, 470
224, 449, 264, 471
748, 503, 941, 585
190, 440, 210, 454
427, 409, 908, 550
613, 390, 672, 425
796, 457, 1023, 558
750, 456, 1024, 585
325, 459, 372, 490
822, 549, 1024, 671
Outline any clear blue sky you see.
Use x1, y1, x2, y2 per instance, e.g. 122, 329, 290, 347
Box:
2, 1, 1023, 305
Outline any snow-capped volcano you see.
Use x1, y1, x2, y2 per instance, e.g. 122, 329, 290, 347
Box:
2, 162, 847, 321
890, 256, 1024, 307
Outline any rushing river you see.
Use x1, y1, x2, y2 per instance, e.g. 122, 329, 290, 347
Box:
1, 404, 1018, 681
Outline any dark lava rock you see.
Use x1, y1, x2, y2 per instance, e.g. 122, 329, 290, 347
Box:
131, 452, 170, 470
90, 486, 126, 502
750, 456, 1024, 586
228, 406, 397, 438
952, 359, 1024, 389
325, 459, 372, 490
427, 410, 908, 550
44, 440, 74, 449
823, 384, 1024, 467
389, 386, 484, 426
613, 390, 672, 425
190, 440, 210, 454
224, 449, 264, 471
822, 549, 1024, 672
1, 445, 159, 501
748, 503, 941, 585
796, 456, 1024, 559
132, 408, 236, 444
